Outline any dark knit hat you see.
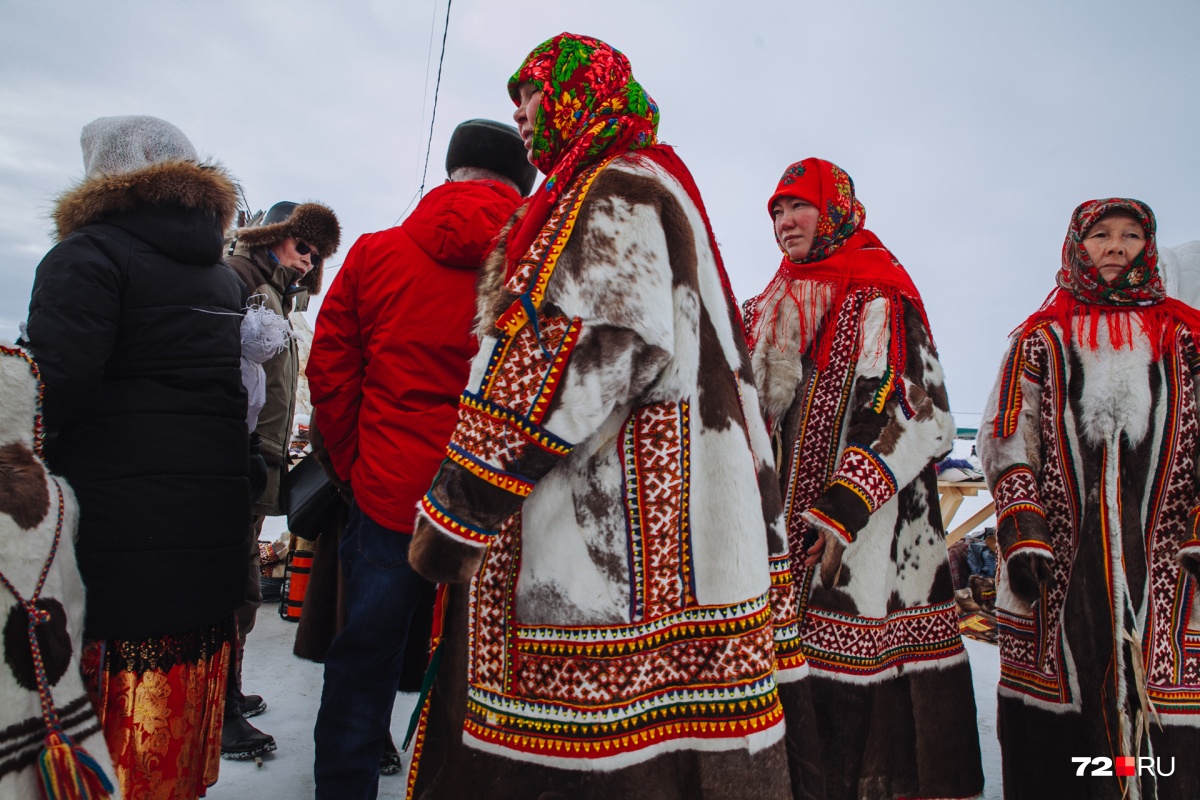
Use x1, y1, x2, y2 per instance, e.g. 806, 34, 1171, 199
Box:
445, 119, 537, 196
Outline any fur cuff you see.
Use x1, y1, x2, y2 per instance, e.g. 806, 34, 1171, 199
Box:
802, 508, 855, 546
1003, 538, 1054, 560
411, 506, 487, 584
418, 493, 496, 546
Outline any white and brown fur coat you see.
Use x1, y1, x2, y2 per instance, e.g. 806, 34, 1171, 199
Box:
978, 318, 1200, 800
0, 344, 119, 798
408, 153, 823, 800
751, 278, 984, 800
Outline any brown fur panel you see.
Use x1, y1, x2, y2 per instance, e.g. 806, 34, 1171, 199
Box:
54, 160, 238, 240
576, 163, 700, 295
235, 202, 342, 263
809, 666, 982, 800
0, 443, 50, 530
696, 302, 742, 432
901, 300, 950, 414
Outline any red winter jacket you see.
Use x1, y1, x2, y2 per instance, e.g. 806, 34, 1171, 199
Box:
307, 179, 522, 532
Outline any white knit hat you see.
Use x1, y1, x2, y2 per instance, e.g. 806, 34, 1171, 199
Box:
80, 115, 199, 178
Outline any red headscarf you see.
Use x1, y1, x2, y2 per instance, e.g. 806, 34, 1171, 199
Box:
745, 158, 927, 367
501, 33, 739, 320
1012, 198, 1200, 357
504, 33, 659, 279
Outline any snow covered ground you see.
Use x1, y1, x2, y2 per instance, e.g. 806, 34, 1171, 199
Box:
208, 521, 1003, 799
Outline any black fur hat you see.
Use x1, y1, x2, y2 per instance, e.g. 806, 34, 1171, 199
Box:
445, 119, 537, 196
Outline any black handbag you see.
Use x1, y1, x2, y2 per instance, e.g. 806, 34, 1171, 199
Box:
285, 453, 341, 541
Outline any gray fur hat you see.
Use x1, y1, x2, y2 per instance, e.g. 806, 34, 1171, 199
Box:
445, 119, 537, 196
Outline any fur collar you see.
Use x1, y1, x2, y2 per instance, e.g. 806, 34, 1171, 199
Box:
53, 161, 238, 242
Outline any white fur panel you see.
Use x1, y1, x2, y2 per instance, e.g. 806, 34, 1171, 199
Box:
739, 377, 775, 470
549, 191, 675, 355
0, 346, 38, 449
517, 411, 631, 626
608, 157, 743, 374
0, 471, 119, 795
688, 424, 772, 605
1075, 322, 1153, 446
541, 326, 669, 446
466, 334, 499, 392
855, 297, 891, 377
891, 491, 947, 608
824, 502, 898, 618
647, 285, 700, 404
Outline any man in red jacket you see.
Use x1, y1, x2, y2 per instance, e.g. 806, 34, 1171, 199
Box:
307, 119, 534, 799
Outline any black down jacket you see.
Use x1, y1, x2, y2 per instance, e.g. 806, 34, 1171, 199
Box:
24, 160, 251, 641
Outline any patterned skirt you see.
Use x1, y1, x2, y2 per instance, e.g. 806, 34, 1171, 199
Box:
81, 617, 234, 800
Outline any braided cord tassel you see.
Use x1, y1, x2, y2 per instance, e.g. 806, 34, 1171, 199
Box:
0, 481, 113, 799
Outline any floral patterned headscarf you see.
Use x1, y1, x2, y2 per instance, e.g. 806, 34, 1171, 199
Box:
503, 33, 659, 277
745, 158, 927, 370
508, 32, 659, 187
767, 158, 866, 264
1057, 198, 1162, 306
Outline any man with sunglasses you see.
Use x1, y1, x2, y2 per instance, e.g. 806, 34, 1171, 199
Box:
225, 200, 341, 760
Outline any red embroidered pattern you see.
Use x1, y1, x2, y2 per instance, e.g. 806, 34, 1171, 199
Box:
783, 291, 869, 565
830, 444, 898, 514
623, 401, 693, 620
801, 601, 963, 677
992, 464, 1046, 522
769, 555, 806, 672
468, 515, 522, 693
1142, 333, 1200, 698
483, 315, 577, 418
463, 595, 782, 760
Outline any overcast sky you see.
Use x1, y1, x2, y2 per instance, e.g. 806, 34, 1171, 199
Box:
3, 0, 1199, 426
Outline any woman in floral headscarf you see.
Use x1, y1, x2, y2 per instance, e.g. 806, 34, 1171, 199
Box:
744, 158, 983, 800
405, 33, 822, 800
978, 199, 1200, 800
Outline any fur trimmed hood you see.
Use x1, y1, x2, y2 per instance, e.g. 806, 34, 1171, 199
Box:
234, 202, 341, 260
53, 160, 238, 242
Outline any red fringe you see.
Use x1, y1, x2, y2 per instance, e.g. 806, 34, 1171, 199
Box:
1014, 289, 1200, 362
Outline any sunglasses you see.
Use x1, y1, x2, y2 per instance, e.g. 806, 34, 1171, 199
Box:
294, 239, 323, 267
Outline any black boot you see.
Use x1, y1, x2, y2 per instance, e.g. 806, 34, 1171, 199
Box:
380, 734, 402, 775
222, 632, 275, 759
240, 693, 267, 718
221, 714, 277, 760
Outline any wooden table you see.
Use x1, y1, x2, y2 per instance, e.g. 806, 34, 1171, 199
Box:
937, 479, 995, 546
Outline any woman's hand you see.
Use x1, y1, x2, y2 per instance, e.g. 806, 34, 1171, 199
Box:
800, 518, 846, 588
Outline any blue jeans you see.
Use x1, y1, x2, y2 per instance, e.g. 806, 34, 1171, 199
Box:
313, 502, 435, 800
966, 540, 996, 578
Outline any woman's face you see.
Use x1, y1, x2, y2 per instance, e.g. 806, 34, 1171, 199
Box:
269, 236, 314, 275
512, 82, 543, 165
772, 197, 821, 261
1083, 212, 1146, 283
